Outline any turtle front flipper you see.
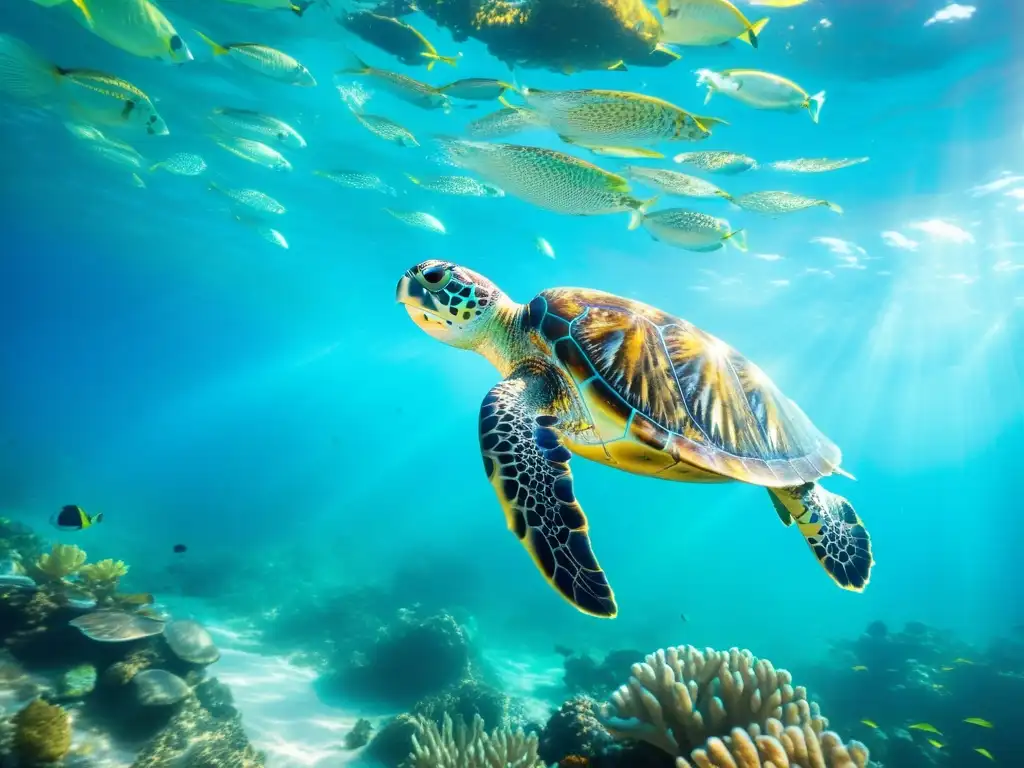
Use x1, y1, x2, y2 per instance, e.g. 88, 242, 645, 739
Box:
769, 484, 874, 591
479, 368, 617, 618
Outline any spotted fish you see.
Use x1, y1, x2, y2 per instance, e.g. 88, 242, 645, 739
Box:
465, 107, 545, 140
766, 157, 870, 173
673, 150, 757, 175
314, 169, 396, 196
437, 138, 656, 218
209, 182, 285, 215
335, 51, 450, 111
515, 87, 726, 148
384, 209, 447, 234
406, 174, 504, 197
194, 32, 315, 86
733, 190, 843, 215
629, 207, 746, 252
624, 165, 732, 200
350, 109, 419, 147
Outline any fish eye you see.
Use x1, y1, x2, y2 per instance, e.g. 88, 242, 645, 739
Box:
419, 265, 451, 290
278, 131, 286, 140
170, 35, 183, 51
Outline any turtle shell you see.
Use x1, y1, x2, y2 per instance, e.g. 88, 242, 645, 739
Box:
526, 288, 841, 487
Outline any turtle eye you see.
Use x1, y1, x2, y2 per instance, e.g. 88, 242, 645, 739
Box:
419, 265, 451, 291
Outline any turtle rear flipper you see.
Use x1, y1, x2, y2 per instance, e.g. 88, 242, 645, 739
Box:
479, 367, 618, 618
768, 484, 874, 591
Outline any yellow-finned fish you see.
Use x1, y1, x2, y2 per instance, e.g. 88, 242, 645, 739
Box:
851, 665, 868, 672
340, 11, 458, 71
384, 209, 447, 234
437, 137, 656, 219
335, 51, 450, 111
624, 165, 731, 200
860, 720, 878, 729
64, 0, 192, 64
940, 665, 956, 671
212, 136, 292, 171
562, 141, 665, 159
194, 31, 315, 86
749, 0, 810, 6
698, 68, 825, 124
314, 169, 396, 196
438, 78, 517, 102
964, 718, 994, 728
908, 723, 942, 735
30, 0, 95, 27
673, 150, 757, 175
975, 748, 995, 761
217, 0, 314, 15
928, 739, 944, 749
51, 505, 103, 531
349, 108, 419, 147
512, 87, 726, 148
733, 190, 843, 216
234, 214, 289, 249
657, 0, 769, 47
954, 657, 974, 665
209, 108, 306, 149
0, 36, 171, 135
465, 107, 545, 140
629, 207, 745, 252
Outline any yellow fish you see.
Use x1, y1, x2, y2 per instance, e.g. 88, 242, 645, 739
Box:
940, 665, 955, 672
860, 720, 878, 729
217, 0, 313, 15
928, 739, 944, 749
954, 658, 974, 665
194, 31, 315, 86
748, 0, 810, 5
64, 0, 192, 64
851, 665, 868, 672
964, 718, 994, 728
975, 748, 995, 761
909, 723, 942, 735
30, 0, 95, 26
932, 683, 945, 691
657, 0, 769, 48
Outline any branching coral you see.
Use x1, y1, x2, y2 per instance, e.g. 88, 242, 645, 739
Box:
80, 558, 129, 585
599, 646, 827, 758
35, 544, 87, 580
677, 720, 869, 768
407, 712, 542, 768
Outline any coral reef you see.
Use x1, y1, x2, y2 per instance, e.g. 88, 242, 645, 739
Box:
599, 646, 827, 758
539, 696, 618, 766
677, 720, 869, 768
34, 544, 87, 581
563, 649, 644, 699
414, 679, 510, 731
12, 698, 72, 764
407, 712, 542, 768
79, 559, 129, 598
0, 518, 44, 564
367, 713, 423, 767
131, 695, 265, 767
57, 663, 98, 699
345, 717, 373, 749
339, 608, 474, 705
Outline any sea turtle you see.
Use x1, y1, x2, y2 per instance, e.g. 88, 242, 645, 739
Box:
396, 261, 874, 618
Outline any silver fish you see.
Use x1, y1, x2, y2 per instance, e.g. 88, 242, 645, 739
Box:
624, 165, 731, 200
209, 108, 306, 149
629, 207, 745, 252
314, 169, 395, 195
733, 190, 843, 215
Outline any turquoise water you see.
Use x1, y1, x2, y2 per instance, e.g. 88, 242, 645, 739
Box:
0, 0, 1021, 764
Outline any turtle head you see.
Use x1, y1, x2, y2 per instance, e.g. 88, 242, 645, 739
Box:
396, 260, 504, 349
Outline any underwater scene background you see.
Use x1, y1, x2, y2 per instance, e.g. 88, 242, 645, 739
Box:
0, 0, 1022, 765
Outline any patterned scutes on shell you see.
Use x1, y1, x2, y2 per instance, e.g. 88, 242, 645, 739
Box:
529, 288, 841, 487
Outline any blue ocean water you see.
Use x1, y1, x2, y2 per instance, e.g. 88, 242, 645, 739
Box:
0, 0, 1022, 765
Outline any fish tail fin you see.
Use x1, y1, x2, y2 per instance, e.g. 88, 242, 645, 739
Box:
703, 88, 714, 105
336, 48, 370, 74
439, 55, 459, 68
148, 162, 162, 173
628, 196, 658, 230
406, 173, 421, 185
291, 1, 312, 16
71, 0, 95, 26
724, 228, 747, 252
824, 201, 843, 214
807, 90, 826, 123
0, 34, 64, 103
607, 60, 627, 72
193, 29, 229, 56
94, 512, 104, 524
741, 17, 770, 47
717, 190, 734, 202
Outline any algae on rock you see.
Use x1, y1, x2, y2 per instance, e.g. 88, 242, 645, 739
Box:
12, 698, 72, 764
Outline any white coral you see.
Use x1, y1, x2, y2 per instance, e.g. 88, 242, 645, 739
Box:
407, 713, 541, 768
600, 646, 827, 757
678, 720, 869, 768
